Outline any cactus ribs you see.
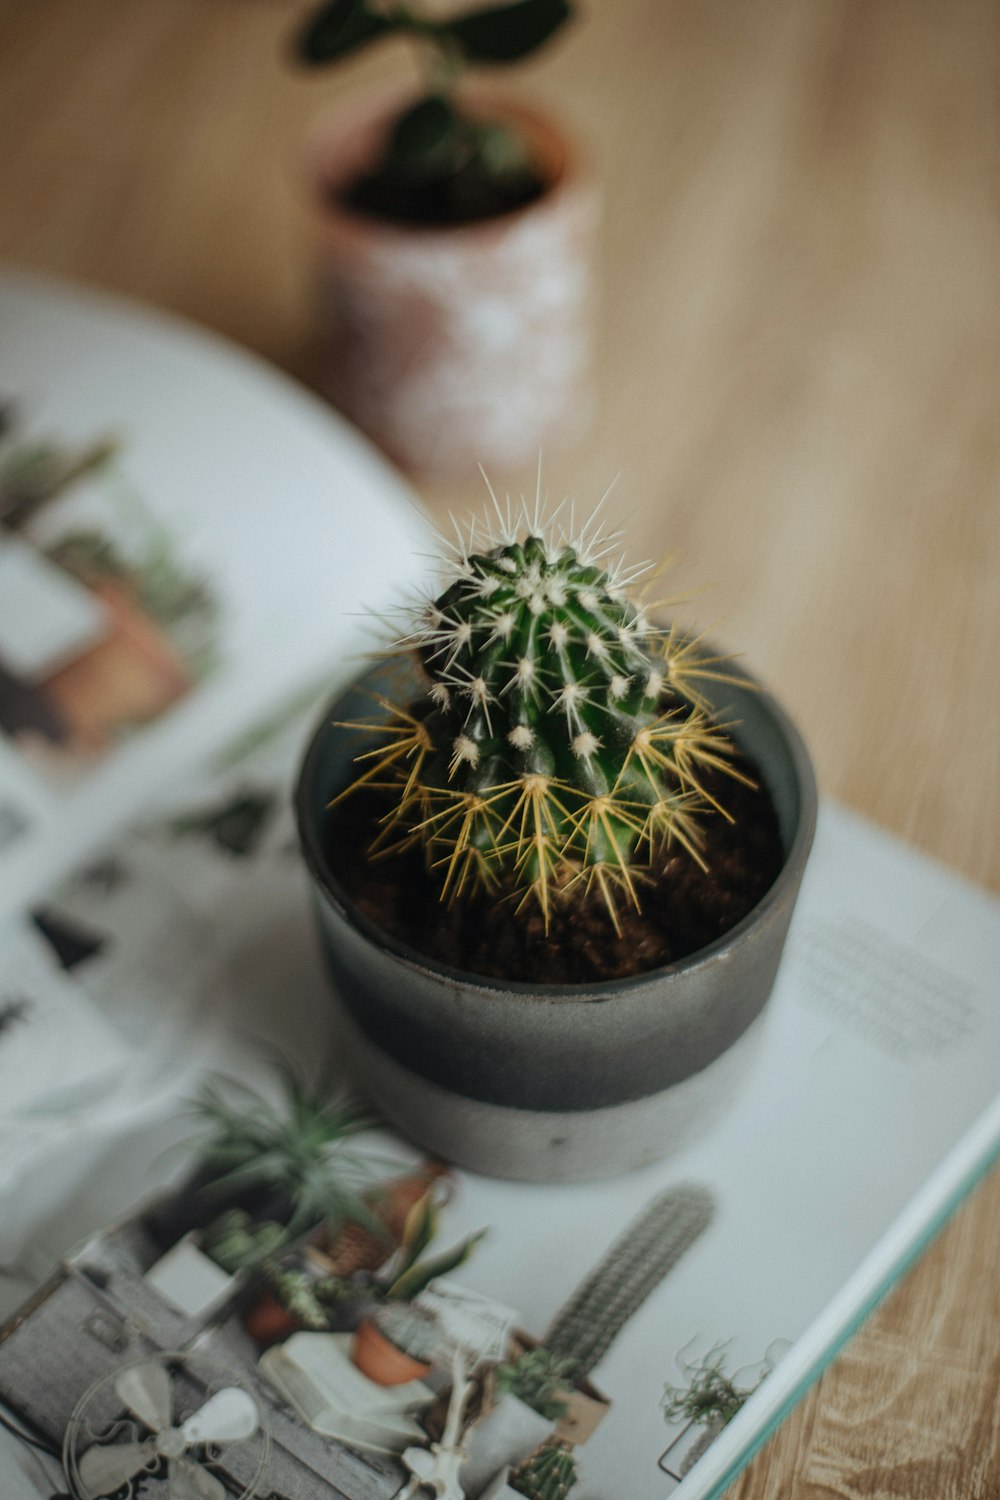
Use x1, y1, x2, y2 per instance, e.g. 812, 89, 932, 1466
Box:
327, 763, 780, 983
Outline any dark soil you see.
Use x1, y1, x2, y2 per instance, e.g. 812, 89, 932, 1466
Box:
341, 162, 546, 227
324, 763, 784, 985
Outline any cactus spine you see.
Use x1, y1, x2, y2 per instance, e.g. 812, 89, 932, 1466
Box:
510, 1441, 578, 1500
542, 1184, 715, 1382
343, 494, 746, 930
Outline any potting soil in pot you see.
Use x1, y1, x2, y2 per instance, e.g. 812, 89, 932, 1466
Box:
325, 761, 783, 985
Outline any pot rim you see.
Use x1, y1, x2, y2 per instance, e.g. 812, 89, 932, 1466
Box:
294, 654, 818, 1002
306, 89, 594, 251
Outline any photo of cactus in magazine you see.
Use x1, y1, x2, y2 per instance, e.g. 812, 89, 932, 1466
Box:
0, 686, 998, 1500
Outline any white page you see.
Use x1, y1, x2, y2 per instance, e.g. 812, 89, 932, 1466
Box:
0, 702, 997, 1499
0, 270, 431, 917
0, 534, 107, 676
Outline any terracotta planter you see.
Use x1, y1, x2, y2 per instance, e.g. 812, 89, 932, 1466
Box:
43, 580, 190, 750
351, 1315, 433, 1387
243, 1290, 303, 1349
309, 96, 598, 477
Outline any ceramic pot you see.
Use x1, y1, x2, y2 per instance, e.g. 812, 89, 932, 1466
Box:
460, 1394, 554, 1496
309, 96, 598, 477
351, 1316, 433, 1387
295, 658, 816, 1183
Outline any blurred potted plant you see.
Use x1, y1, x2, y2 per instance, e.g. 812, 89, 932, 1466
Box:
142, 1070, 385, 1327
241, 1158, 452, 1347
295, 495, 816, 1181
460, 1348, 572, 1494
0, 425, 215, 753
144, 1070, 381, 1253
294, 0, 595, 476
509, 1442, 578, 1500
463, 1182, 711, 1488
351, 1185, 485, 1384
660, 1341, 779, 1480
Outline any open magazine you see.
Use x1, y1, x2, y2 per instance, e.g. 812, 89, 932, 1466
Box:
1, 272, 999, 1500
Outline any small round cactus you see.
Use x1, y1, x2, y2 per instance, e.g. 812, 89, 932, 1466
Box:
341, 491, 747, 930
510, 1440, 578, 1500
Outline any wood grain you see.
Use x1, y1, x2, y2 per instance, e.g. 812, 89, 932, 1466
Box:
0, 1, 997, 1495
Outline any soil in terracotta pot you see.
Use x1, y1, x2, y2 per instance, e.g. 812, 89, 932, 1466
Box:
344, 161, 545, 226
324, 761, 784, 984
340, 117, 547, 226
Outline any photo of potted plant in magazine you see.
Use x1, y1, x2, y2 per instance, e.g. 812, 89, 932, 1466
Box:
0, 271, 429, 919
0, 275, 999, 1500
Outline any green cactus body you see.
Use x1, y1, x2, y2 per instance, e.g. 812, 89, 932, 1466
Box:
342, 504, 745, 929
510, 1441, 578, 1500
202, 1209, 285, 1273
496, 1347, 574, 1420
543, 1183, 716, 1383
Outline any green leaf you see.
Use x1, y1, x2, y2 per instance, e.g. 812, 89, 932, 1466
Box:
395, 1190, 439, 1274
296, 0, 396, 66
446, 0, 572, 64
389, 1228, 486, 1301
389, 95, 458, 165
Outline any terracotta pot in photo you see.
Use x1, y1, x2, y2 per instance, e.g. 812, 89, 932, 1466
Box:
351, 1315, 433, 1387
43, 581, 191, 751
243, 1289, 304, 1349
310, 97, 599, 478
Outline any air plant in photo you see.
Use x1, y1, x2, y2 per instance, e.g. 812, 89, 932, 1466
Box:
190, 1068, 387, 1249
662, 1341, 781, 1430
337, 481, 750, 934
658, 1341, 783, 1480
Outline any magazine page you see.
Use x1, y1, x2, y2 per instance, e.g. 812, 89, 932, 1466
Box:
1, 695, 998, 1500
0, 270, 430, 917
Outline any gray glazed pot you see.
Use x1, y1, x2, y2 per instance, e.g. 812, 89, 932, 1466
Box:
295, 657, 816, 1183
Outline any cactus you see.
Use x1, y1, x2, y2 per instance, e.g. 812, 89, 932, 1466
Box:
202, 1209, 285, 1273
341, 498, 746, 932
264, 1264, 354, 1331
542, 1183, 715, 1383
373, 1299, 440, 1362
496, 1347, 575, 1420
510, 1441, 578, 1500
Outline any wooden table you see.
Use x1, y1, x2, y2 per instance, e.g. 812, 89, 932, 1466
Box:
1, 0, 997, 1494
